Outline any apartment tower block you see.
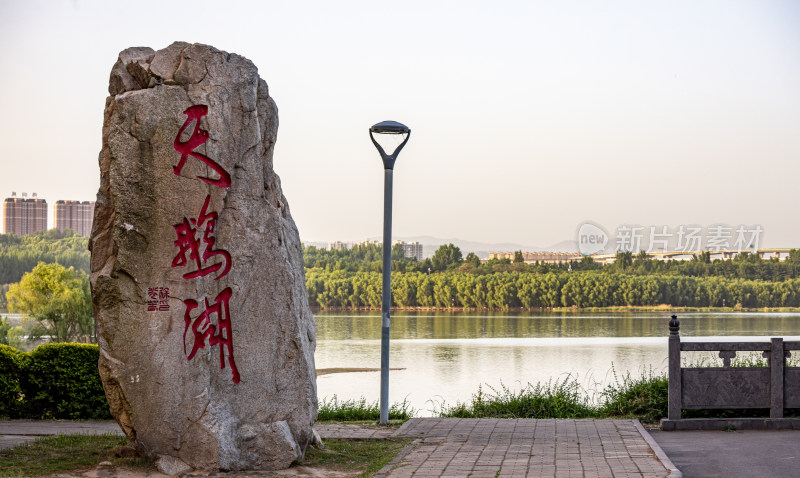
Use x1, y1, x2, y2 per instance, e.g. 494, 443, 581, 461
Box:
54, 200, 95, 236
3, 192, 47, 235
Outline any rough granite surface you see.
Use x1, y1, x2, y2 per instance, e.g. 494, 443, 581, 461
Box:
89, 42, 317, 472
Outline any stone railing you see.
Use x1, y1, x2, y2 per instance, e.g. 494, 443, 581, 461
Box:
661, 314, 800, 430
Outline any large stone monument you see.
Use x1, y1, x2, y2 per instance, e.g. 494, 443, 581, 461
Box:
89, 42, 317, 473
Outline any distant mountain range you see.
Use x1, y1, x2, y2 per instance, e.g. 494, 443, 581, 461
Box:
302, 235, 579, 259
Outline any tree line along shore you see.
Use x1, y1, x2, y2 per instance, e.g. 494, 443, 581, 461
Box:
306, 270, 800, 309
304, 242, 800, 309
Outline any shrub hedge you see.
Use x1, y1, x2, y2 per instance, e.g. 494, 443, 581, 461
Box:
0, 344, 27, 417
0, 343, 111, 419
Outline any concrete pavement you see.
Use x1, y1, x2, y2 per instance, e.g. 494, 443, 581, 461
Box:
649, 429, 800, 478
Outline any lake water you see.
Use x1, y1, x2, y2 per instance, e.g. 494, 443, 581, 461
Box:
314, 311, 800, 415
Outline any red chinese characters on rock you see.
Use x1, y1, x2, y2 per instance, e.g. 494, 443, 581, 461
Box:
173, 105, 232, 188
182, 287, 240, 384
147, 287, 170, 311
171, 195, 231, 280
170, 104, 239, 384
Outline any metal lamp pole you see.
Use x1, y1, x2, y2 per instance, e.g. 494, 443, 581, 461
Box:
369, 120, 411, 425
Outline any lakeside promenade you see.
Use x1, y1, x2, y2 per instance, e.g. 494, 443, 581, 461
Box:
2, 418, 677, 477
3, 418, 800, 477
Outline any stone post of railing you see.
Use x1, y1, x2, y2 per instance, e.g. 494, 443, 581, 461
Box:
668, 314, 681, 420
770, 337, 784, 419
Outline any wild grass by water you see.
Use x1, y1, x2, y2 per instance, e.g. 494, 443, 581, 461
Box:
430, 371, 668, 422
433, 378, 596, 419
597, 367, 668, 423
317, 367, 773, 424
318, 395, 416, 422
425, 362, 799, 423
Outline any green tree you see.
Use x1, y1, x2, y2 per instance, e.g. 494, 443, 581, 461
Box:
0, 231, 90, 284
614, 251, 633, 271
789, 249, 800, 263
513, 251, 524, 263
464, 252, 481, 267
692, 251, 712, 264
431, 244, 463, 271
0, 318, 11, 345
6, 263, 93, 343
391, 242, 405, 261
574, 256, 599, 271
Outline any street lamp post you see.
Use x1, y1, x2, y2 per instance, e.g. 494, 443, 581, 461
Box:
369, 120, 410, 425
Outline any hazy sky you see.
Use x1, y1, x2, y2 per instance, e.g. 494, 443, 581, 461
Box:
0, 0, 798, 248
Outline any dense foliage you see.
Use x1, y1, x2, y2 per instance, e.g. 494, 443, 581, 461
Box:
306, 269, 800, 309
0, 231, 89, 285
611, 250, 800, 281
302, 244, 800, 309
0, 344, 27, 417
305, 244, 800, 282
304, 243, 434, 273
6, 262, 94, 342
23, 343, 110, 419
0, 343, 110, 419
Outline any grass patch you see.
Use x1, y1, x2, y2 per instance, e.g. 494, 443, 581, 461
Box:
0, 433, 152, 477
318, 395, 416, 422
0, 433, 407, 478
598, 367, 668, 423
301, 438, 410, 478
436, 378, 595, 419
433, 371, 669, 423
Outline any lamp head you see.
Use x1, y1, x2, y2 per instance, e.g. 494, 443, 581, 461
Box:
370, 121, 410, 135
370, 120, 410, 169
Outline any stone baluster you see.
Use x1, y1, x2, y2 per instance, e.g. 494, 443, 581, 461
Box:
771, 337, 784, 419
668, 314, 681, 420
719, 350, 736, 367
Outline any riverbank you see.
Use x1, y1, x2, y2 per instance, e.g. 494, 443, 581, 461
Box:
312, 304, 800, 313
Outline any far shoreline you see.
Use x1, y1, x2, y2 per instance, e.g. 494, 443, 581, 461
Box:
311, 305, 800, 313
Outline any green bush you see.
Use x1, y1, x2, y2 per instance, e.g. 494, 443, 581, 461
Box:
0, 344, 27, 417
438, 379, 595, 419
318, 395, 415, 422
598, 368, 668, 423
21, 343, 111, 419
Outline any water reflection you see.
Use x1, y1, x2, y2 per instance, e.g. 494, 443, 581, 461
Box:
314, 311, 800, 415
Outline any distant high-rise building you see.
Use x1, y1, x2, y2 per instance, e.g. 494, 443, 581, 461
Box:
54, 200, 95, 236
355, 239, 381, 248
328, 241, 347, 251
391, 240, 425, 261
3, 192, 48, 236
402, 241, 424, 261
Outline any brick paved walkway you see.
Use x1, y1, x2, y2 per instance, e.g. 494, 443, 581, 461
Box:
363, 418, 673, 478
